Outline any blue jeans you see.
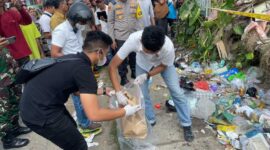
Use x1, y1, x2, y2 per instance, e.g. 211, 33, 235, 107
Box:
71, 95, 91, 128
136, 64, 192, 127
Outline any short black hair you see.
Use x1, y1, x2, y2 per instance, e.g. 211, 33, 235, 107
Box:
83, 31, 113, 52
55, 0, 66, 9
141, 26, 165, 52
43, 0, 57, 8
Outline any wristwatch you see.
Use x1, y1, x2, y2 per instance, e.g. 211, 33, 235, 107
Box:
147, 73, 151, 80
147, 67, 154, 80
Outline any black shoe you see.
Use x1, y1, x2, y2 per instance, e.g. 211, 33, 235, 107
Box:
165, 100, 177, 112
150, 121, 156, 127
183, 126, 194, 142
10, 126, 32, 137
131, 72, 136, 79
2, 137, 29, 149
120, 78, 129, 86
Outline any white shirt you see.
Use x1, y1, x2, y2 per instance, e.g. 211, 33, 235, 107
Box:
117, 30, 175, 71
38, 11, 52, 48
52, 20, 83, 55
38, 11, 52, 33
94, 5, 108, 34
138, 0, 154, 28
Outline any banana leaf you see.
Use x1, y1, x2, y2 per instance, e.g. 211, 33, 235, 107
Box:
179, 0, 195, 20
189, 6, 201, 26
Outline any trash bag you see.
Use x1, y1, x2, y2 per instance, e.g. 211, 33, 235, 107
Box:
109, 83, 156, 150
121, 91, 147, 139
189, 90, 216, 120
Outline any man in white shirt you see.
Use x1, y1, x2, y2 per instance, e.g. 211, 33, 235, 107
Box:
95, 0, 108, 33
109, 26, 194, 142
38, 0, 56, 55
51, 20, 84, 56
138, 0, 155, 28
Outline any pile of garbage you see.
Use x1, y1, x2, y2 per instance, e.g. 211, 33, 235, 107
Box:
172, 60, 270, 150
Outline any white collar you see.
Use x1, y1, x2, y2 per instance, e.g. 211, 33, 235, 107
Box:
44, 11, 52, 16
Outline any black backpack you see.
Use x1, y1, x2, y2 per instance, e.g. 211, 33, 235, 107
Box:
15, 57, 81, 84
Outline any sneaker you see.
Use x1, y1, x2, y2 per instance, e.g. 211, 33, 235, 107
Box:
165, 100, 176, 112
149, 120, 156, 127
80, 128, 102, 138
183, 126, 194, 142
150, 121, 156, 127
2, 137, 29, 149
80, 122, 102, 133
79, 123, 102, 138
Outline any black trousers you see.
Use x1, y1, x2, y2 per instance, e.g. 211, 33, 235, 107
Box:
115, 39, 136, 79
23, 111, 87, 150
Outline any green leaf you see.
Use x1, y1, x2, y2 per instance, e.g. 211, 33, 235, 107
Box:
236, 62, 242, 69
233, 25, 244, 35
217, 12, 233, 28
245, 52, 254, 60
222, 0, 235, 9
186, 25, 196, 35
189, 6, 201, 26
203, 20, 215, 28
179, 0, 195, 20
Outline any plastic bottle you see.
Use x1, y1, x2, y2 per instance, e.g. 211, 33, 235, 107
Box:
240, 135, 249, 150
233, 116, 252, 133
258, 89, 265, 99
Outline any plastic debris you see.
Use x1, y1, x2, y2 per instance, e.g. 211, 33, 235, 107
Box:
173, 60, 270, 149
246, 133, 270, 150
154, 104, 161, 109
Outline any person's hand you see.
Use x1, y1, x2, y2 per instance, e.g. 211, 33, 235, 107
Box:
116, 91, 128, 105
124, 104, 141, 116
111, 40, 117, 50
134, 73, 147, 85
0, 38, 8, 49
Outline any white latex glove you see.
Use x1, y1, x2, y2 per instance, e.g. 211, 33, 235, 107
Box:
124, 104, 141, 116
116, 91, 128, 105
134, 73, 147, 85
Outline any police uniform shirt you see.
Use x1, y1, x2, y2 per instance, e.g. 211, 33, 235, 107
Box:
20, 53, 97, 126
108, 0, 142, 41
116, 30, 175, 71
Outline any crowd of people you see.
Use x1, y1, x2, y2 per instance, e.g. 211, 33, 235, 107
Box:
0, 0, 190, 149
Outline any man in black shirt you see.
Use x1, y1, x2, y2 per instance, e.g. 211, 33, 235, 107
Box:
19, 31, 141, 150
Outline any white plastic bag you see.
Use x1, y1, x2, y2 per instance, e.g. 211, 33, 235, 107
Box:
109, 83, 156, 150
